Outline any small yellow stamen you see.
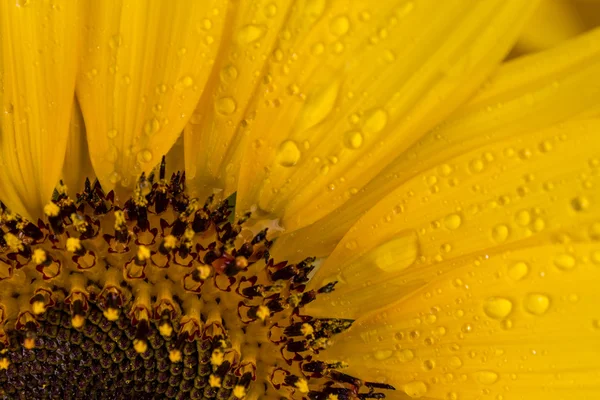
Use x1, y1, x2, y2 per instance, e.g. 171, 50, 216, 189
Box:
32, 301, 46, 315
163, 235, 177, 250
295, 378, 309, 393
66, 237, 82, 253
114, 210, 126, 228
327, 395, 339, 400
256, 305, 269, 321
210, 349, 224, 366
300, 323, 314, 337
0, 358, 9, 370
236, 256, 248, 269
197, 264, 211, 280
159, 322, 173, 337
169, 349, 182, 363
4, 233, 23, 252
232, 385, 247, 398
43, 202, 60, 217
183, 228, 195, 241
133, 339, 148, 354
23, 337, 36, 350
137, 245, 151, 261
208, 374, 221, 388
103, 308, 120, 321
32, 249, 47, 265
71, 315, 85, 329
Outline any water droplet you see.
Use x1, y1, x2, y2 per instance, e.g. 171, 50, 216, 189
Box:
469, 158, 485, 173
446, 392, 458, 400
491, 224, 510, 243
296, 80, 341, 132
107, 129, 118, 139
311, 42, 325, 56
571, 196, 590, 212
109, 171, 122, 184
330, 15, 350, 36
238, 24, 267, 44
403, 381, 428, 398
220, 65, 238, 82
443, 213, 462, 230
524, 293, 550, 316
449, 356, 463, 369
373, 349, 393, 360
275, 140, 301, 167
144, 118, 160, 135
514, 209, 531, 226
366, 232, 419, 272
215, 97, 237, 115
344, 130, 364, 149
137, 149, 153, 163
483, 297, 513, 319
177, 75, 193, 88
109, 34, 122, 49
473, 370, 499, 385
422, 359, 435, 371
264, 2, 278, 17
553, 253, 576, 271
508, 261, 529, 281
362, 108, 388, 134
395, 348, 414, 362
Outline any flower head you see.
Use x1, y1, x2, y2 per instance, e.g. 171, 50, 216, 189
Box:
1, 0, 600, 399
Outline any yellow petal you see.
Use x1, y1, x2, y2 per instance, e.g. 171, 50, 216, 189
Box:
512, 0, 585, 55
61, 97, 95, 197
0, 0, 81, 219
235, 0, 540, 228
323, 242, 600, 399
306, 119, 600, 319
183, 0, 293, 200
271, 26, 600, 263
77, 0, 227, 193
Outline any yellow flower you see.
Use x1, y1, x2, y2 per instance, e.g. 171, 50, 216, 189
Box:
0, 0, 600, 399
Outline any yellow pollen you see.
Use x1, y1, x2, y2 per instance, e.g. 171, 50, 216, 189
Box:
5, 233, 23, 252
114, 210, 126, 228
197, 264, 211, 280
256, 305, 270, 321
300, 323, 314, 336
32, 248, 47, 265
169, 349, 182, 363
210, 349, 224, 366
56, 182, 68, 195
103, 308, 120, 321
232, 385, 247, 398
163, 235, 177, 249
66, 237, 82, 252
137, 245, 151, 261
183, 228, 195, 241
209, 374, 221, 388
32, 301, 46, 315
295, 378, 309, 393
133, 339, 148, 354
23, 337, 36, 350
71, 315, 85, 328
70, 213, 86, 230
43, 202, 60, 217
328, 395, 340, 400
159, 322, 173, 337
0, 358, 9, 370
236, 256, 248, 269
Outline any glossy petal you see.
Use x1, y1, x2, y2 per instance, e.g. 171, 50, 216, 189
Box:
271, 26, 600, 263
0, 0, 80, 219
235, 0, 540, 229
323, 242, 600, 399
183, 0, 293, 199
306, 119, 600, 319
77, 0, 227, 194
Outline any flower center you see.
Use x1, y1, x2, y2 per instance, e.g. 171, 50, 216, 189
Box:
0, 157, 394, 399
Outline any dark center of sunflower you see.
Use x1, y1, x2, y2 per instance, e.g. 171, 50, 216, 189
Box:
0, 157, 394, 399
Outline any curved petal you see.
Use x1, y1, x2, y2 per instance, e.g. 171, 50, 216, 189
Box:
322, 241, 600, 399
76, 0, 228, 194
305, 119, 600, 319
271, 26, 600, 263
183, 0, 294, 199
235, 0, 540, 229
0, 0, 81, 219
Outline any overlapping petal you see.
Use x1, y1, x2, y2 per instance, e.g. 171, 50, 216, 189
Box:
0, 0, 81, 219
77, 0, 228, 194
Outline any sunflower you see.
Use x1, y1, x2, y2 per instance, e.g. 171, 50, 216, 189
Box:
1, 0, 600, 399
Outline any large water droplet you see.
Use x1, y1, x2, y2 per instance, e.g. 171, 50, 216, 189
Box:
344, 130, 364, 149
220, 65, 238, 83
364, 231, 419, 272
137, 149, 153, 163
444, 213, 462, 230
296, 79, 341, 132
373, 349, 393, 360
238, 24, 267, 44
144, 118, 160, 135
215, 97, 237, 115
396, 348, 414, 362
571, 196, 590, 212
448, 356, 462, 369
403, 381, 428, 398
264, 2, 278, 17
553, 253, 576, 271
362, 108, 388, 134
491, 224, 510, 243
473, 370, 499, 385
508, 261, 529, 281
330, 15, 350, 36
524, 293, 550, 316
275, 140, 301, 167
483, 297, 513, 319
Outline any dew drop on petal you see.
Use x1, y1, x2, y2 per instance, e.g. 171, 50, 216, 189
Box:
344, 130, 364, 149
473, 370, 499, 385
373, 349, 393, 360
402, 381, 428, 398
107, 129, 118, 139
491, 224, 510, 243
330, 15, 350, 36
237, 24, 267, 44
483, 297, 513, 319
553, 253, 576, 271
362, 108, 388, 134
275, 140, 301, 167
443, 213, 462, 230
523, 293, 550, 316
508, 261, 529, 281
215, 97, 237, 115
396, 348, 414, 362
